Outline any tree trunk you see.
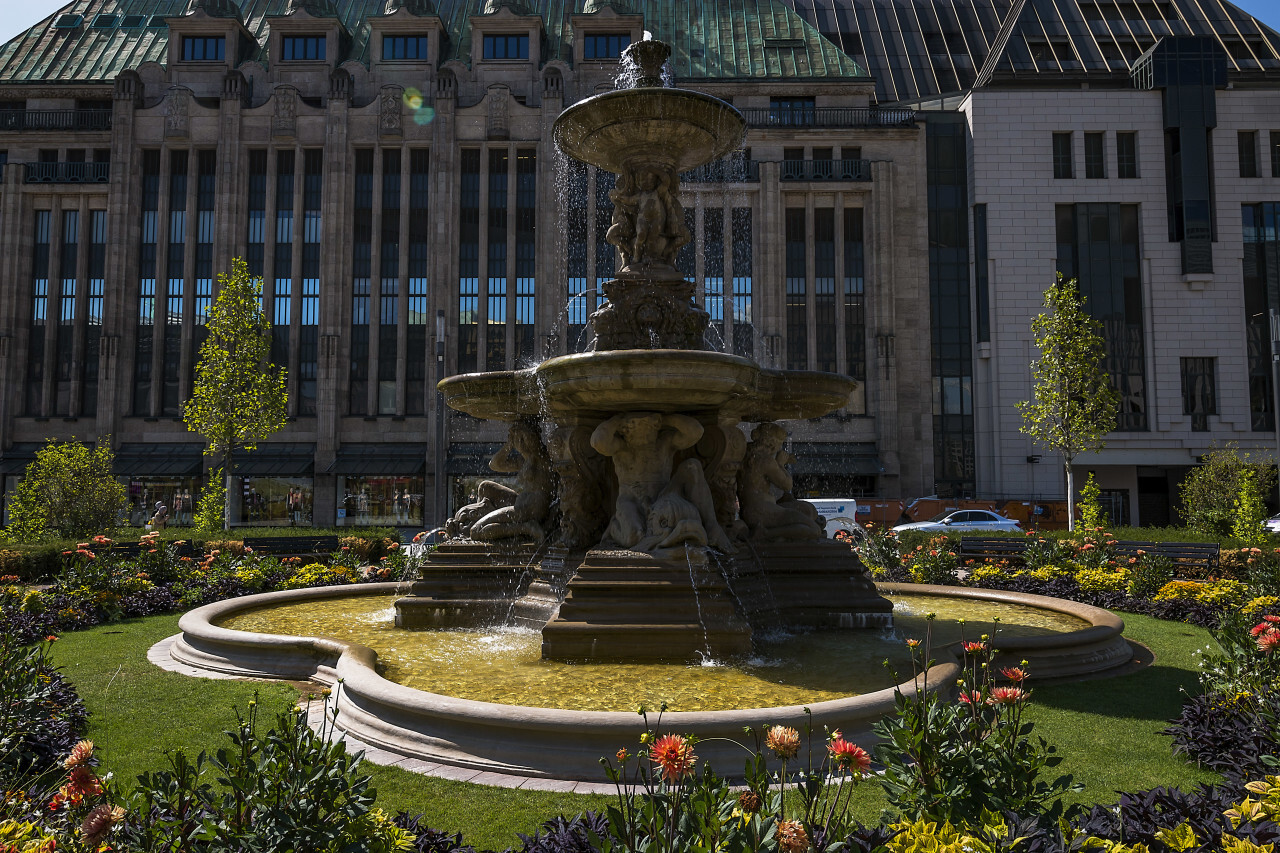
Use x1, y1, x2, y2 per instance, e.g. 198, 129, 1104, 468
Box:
223, 446, 233, 532
1065, 459, 1075, 533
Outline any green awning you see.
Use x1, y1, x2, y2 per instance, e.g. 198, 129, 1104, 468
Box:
232, 444, 315, 477
114, 443, 204, 477
0, 442, 45, 475
445, 442, 504, 475
787, 442, 880, 476
326, 444, 426, 476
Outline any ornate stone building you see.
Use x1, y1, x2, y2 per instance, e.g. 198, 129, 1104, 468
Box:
0, 0, 933, 527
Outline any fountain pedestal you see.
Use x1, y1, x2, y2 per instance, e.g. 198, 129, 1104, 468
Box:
540, 549, 751, 661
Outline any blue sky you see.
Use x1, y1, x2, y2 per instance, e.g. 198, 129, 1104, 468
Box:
1, 0, 1279, 65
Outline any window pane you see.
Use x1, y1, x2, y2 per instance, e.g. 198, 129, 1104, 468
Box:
1085, 132, 1105, 179
1052, 132, 1073, 179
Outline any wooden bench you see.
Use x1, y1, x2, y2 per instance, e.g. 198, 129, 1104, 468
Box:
958, 537, 1028, 563
1113, 541, 1220, 575
958, 536, 1219, 576
241, 535, 341, 558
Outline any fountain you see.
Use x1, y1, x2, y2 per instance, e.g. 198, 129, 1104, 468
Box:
396, 38, 892, 661
161, 41, 1137, 783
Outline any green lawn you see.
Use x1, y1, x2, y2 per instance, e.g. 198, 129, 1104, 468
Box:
50, 611, 1219, 850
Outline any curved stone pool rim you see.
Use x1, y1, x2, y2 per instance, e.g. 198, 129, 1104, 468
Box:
166, 582, 1129, 782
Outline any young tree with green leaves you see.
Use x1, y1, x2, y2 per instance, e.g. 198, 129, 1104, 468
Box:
1178, 442, 1275, 537
183, 259, 288, 529
1018, 274, 1121, 532
3, 438, 127, 540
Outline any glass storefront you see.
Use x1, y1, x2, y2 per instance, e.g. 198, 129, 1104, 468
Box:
337, 475, 424, 527
230, 477, 314, 527
125, 476, 201, 527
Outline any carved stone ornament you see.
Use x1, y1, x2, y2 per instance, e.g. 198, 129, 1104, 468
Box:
590, 278, 709, 350
222, 70, 246, 103
329, 68, 351, 101
546, 423, 607, 550
113, 73, 140, 104
272, 86, 298, 137
163, 87, 191, 138
486, 85, 509, 139
379, 86, 403, 136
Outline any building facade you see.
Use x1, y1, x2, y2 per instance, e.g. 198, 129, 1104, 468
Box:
0, 0, 935, 528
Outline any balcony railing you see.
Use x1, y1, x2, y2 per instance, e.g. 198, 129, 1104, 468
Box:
0, 109, 113, 132
739, 107, 917, 129
24, 161, 110, 183
679, 159, 761, 183
780, 158, 872, 182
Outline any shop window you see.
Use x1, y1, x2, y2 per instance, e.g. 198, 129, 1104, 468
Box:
338, 476, 424, 526
233, 478, 313, 526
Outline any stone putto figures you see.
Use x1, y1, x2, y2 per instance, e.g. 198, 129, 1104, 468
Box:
590, 412, 734, 559
605, 165, 691, 272
445, 421, 553, 544
738, 422, 824, 541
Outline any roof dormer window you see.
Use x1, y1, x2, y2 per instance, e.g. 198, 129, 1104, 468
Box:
182, 35, 226, 61
383, 34, 429, 60
483, 33, 528, 60
583, 32, 629, 59
282, 34, 326, 60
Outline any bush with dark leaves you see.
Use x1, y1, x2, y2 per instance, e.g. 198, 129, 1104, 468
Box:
514, 813, 607, 853
0, 634, 88, 787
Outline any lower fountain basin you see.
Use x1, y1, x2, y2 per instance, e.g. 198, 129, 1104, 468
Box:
165, 582, 1131, 782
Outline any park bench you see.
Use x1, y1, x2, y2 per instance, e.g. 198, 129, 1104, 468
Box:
957, 537, 1028, 564
1113, 541, 1220, 576
958, 536, 1220, 576
241, 535, 341, 559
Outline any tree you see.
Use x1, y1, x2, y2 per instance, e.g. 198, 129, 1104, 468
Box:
1179, 442, 1275, 538
1017, 274, 1120, 532
3, 438, 127, 540
183, 258, 288, 529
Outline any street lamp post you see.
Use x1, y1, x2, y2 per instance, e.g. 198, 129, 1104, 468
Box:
434, 309, 447, 528
1271, 309, 1280, 507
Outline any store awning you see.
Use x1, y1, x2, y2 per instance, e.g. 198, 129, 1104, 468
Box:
114, 443, 204, 477
231, 444, 315, 477
787, 442, 882, 476
0, 442, 46, 475
445, 442, 504, 475
326, 444, 426, 476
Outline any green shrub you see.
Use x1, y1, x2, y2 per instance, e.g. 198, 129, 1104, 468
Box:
116, 697, 413, 852
903, 536, 960, 585
0, 546, 63, 582
1233, 468, 1269, 549
3, 439, 127, 542
194, 467, 226, 532
1126, 553, 1174, 599
873, 627, 1079, 824
1079, 472, 1104, 531
1179, 443, 1276, 537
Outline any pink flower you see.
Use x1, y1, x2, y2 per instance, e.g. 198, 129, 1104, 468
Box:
1257, 630, 1280, 654
957, 690, 982, 706
905, 638, 921, 648
388, 542, 399, 550
1252, 622, 1272, 637
1000, 666, 1028, 683
988, 686, 1027, 705
963, 640, 987, 654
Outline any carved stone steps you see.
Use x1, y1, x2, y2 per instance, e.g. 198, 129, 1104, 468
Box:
542, 548, 752, 661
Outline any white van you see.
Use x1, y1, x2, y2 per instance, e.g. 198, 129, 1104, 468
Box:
804, 498, 865, 541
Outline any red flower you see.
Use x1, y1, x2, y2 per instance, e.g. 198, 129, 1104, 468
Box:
957, 690, 982, 706
963, 641, 986, 654
827, 738, 871, 773
45, 635, 58, 643
988, 686, 1027, 705
1258, 630, 1280, 654
649, 734, 697, 782
1000, 666, 1028, 683
1252, 622, 1272, 637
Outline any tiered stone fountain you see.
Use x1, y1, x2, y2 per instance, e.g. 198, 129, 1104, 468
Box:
395, 39, 893, 660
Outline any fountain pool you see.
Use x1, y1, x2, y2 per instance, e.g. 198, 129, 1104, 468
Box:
164, 581, 1131, 782
219, 592, 1087, 712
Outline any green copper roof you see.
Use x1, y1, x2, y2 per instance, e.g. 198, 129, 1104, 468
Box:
0, 0, 867, 84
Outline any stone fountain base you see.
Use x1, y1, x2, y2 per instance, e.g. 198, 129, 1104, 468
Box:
394, 542, 539, 629
540, 548, 752, 661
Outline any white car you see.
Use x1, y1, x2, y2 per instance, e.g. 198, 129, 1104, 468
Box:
892, 509, 1022, 534
806, 499, 867, 541
1264, 515, 1280, 534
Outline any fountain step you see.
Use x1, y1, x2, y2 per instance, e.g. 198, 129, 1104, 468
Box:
540, 620, 753, 662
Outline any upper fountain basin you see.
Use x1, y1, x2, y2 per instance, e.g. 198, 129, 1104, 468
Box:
438, 350, 859, 421
553, 88, 746, 175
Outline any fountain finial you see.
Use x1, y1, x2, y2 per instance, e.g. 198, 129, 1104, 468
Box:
620, 38, 670, 88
